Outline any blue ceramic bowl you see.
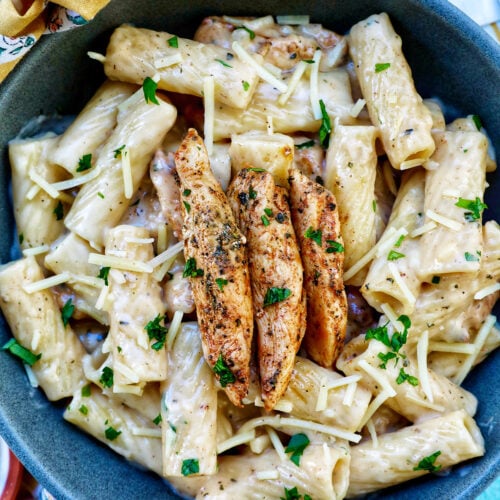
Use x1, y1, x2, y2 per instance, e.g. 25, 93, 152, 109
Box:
0, 1, 498, 498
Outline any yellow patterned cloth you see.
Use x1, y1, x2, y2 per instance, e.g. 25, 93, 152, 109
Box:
0, 0, 110, 82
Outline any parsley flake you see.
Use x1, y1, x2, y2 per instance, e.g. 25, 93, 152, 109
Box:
104, 426, 121, 441
249, 185, 257, 199
242, 80, 250, 91
264, 287, 291, 307
145, 314, 168, 350
153, 414, 162, 426
464, 251, 480, 262
79, 405, 88, 415
2, 338, 41, 366
61, 298, 74, 327
97, 192, 105, 199
326, 240, 344, 253
455, 197, 487, 221
183, 201, 191, 213
235, 26, 256, 39
81, 384, 91, 397
113, 145, 126, 158
280, 486, 312, 500
431, 275, 441, 284
296, 140, 315, 149
377, 351, 398, 369
183, 189, 191, 196
471, 114, 482, 131
97, 266, 110, 286
167, 36, 178, 48
285, 433, 310, 466
246, 167, 266, 172
261, 214, 270, 226
215, 58, 232, 68
99, 366, 114, 388
305, 227, 322, 246
215, 278, 228, 291
413, 451, 442, 472
388, 250, 405, 261
318, 99, 331, 147
394, 235, 405, 248
18, 233, 24, 245
396, 367, 419, 386
181, 458, 199, 476
375, 62, 391, 73
264, 207, 273, 217
143, 77, 160, 105
183, 257, 204, 278
372, 199, 377, 212
76, 153, 92, 172
53, 200, 64, 221
213, 354, 236, 387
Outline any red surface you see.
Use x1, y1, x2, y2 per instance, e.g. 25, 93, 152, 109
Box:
2, 450, 23, 500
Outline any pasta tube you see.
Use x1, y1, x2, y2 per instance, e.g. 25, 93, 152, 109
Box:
0, 257, 85, 400
64, 93, 177, 247
49, 80, 136, 174
348, 410, 484, 497
348, 13, 435, 169
161, 322, 217, 477
104, 25, 260, 109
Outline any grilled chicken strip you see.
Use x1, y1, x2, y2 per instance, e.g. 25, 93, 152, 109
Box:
149, 149, 184, 239
228, 168, 306, 411
289, 168, 347, 367
175, 129, 253, 407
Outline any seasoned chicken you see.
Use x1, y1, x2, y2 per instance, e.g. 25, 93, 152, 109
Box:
175, 129, 253, 407
289, 168, 347, 367
228, 168, 306, 411
149, 149, 183, 238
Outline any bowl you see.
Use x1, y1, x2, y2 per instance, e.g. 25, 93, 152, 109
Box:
0, 437, 23, 500
0, 1, 499, 499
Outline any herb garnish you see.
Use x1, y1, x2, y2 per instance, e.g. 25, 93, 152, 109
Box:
153, 414, 162, 426
113, 145, 126, 158
97, 266, 110, 286
213, 354, 236, 387
235, 26, 256, 39
377, 351, 398, 369
464, 251, 480, 262
387, 250, 405, 261
242, 80, 250, 91
455, 197, 487, 221
79, 405, 88, 415
261, 214, 270, 226
280, 486, 312, 500
296, 140, 315, 149
181, 458, 200, 476
305, 227, 322, 246
285, 433, 310, 466
264, 287, 291, 307
167, 36, 178, 48
183, 257, 204, 278
183, 189, 191, 196
375, 62, 391, 73
471, 114, 482, 131
215, 58, 232, 68
413, 451, 442, 472
396, 367, 419, 386
183, 201, 191, 213
318, 99, 331, 147
104, 426, 121, 441
431, 275, 441, 284
394, 235, 405, 248
145, 314, 168, 350
326, 240, 344, 253
81, 384, 92, 397
61, 298, 74, 327
249, 185, 257, 199
99, 366, 114, 388
76, 153, 92, 172
215, 278, 228, 291
2, 338, 41, 366
246, 167, 266, 172
53, 200, 64, 221
143, 77, 160, 105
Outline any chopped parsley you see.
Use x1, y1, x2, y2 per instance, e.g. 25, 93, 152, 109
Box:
387, 250, 405, 261
471, 114, 482, 131
261, 214, 270, 226
79, 405, 88, 415
81, 384, 92, 397
249, 185, 257, 199
318, 99, 331, 147
97, 192, 105, 199
372, 200, 377, 212
215, 278, 228, 291
2, 338, 41, 366
394, 235, 405, 248
455, 197, 487, 221
365, 323, 391, 347
53, 200, 64, 221
143, 76, 160, 105
183, 257, 204, 278
97, 266, 110, 286
183, 189, 191, 196
413, 451, 442, 472
153, 414, 162, 426
18, 233, 24, 245
296, 140, 315, 149
305, 227, 322, 246
264, 207, 273, 217
396, 367, 419, 386
215, 58, 232, 68
377, 351, 398, 369
76, 153, 92, 172
235, 26, 256, 39
375, 62, 391, 73
242, 80, 250, 91
303, 59, 315, 64
113, 145, 126, 158
213, 354, 236, 387
326, 240, 344, 253
145, 314, 168, 350
183, 201, 191, 213
167, 36, 178, 48
104, 425, 122, 441
181, 458, 199, 476
285, 433, 310, 466
431, 275, 441, 284
280, 486, 312, 500
464, 251, 480, 262
246, 167, 266, 172
99, 366, 114, 388
263, 287, 291, 307
61, 298, 74, 327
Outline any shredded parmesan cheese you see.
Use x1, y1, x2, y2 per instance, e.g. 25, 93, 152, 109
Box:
266, 427, 287, 461
254, 397, 293, 413
349, 98, 366, 118
255, 470, 279, 480
203, 76, 215, 156
315, 376, 329, 411
232, 41, 288, 93
410, 221, 437, 238
357, 391, 392, 431
400, 158, 423, 170
454, 315, 496, 385
380, 303, 404, 332
309, 50, 322, 120
417, 330, 433, 403
358, 360, 397, 397
387, 262, 417, 307
375, 227, 409, 258
278, 61, 307, 106
130, 427, 162, 438
276, 15, 310, 25
112, 383, 143, 396
22, 245, 50, 257
474, 283, 500, 300
23, 272, 71, 294
87, 51, 106, 63
156, 224, 168, 254
121, 148, 133, 199
165, 310, 184, 351
51, 168, 100, 191
250, 434, 271, 454
148, 241, 184, 269
365, 419, 378, 448
406, 394, 445, 412
263, 62, 282, 78
24, 364, 39, 388
94, 283, 110, 310
25, 184, 40, 200
124, 237, 155, 245
29, 172, 60, 199
426, 209, 462, 231
327, 374, 362, 390
266, 115, 274, 136
88, 253, 153, 273
442, 189, 461, 198
69, 274, 104, 288
217, 430, 256, 454
153, 53, 183, 69
342, 382, 358, 407
428, 341, 475, 354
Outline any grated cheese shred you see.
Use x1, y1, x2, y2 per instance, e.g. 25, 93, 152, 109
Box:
23, 272, 71, 294
203, 76, 215, 156
416, 330, 433, 403
121, 147, 133, 199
